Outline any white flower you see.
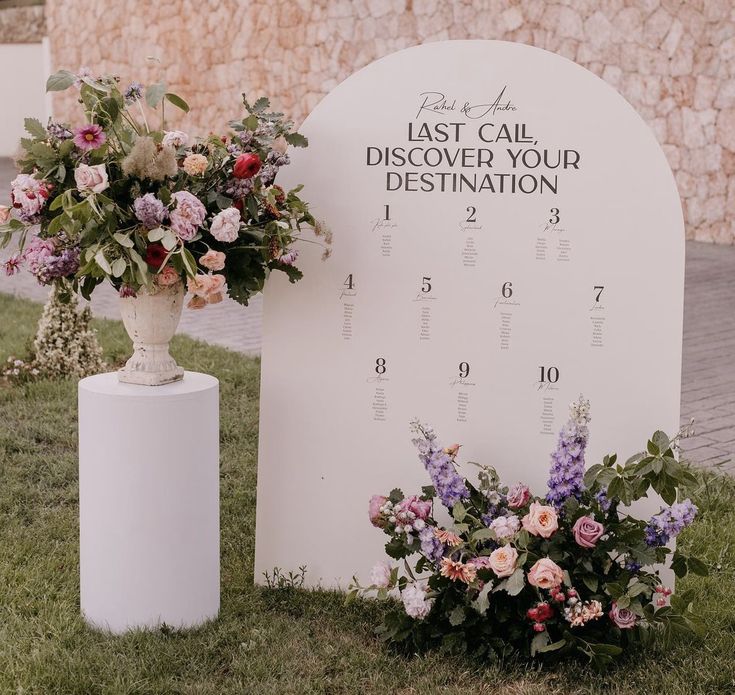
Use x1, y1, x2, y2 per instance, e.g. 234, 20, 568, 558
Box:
209, 207, 241, 243
74, 163, 109, 194
401, 581, 433, 619
10, 174, 48, 217
162, 130, 189, 148
489, 514, 521, 540
369, 561, 392, 588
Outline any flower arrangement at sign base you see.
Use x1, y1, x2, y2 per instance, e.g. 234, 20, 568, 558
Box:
1, 67, 330, 385
350, 397, 708, 671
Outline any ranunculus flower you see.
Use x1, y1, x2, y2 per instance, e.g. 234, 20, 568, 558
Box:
507, 483, 531, 509
401, 581, 433, 619
144, 242, 169, 269
162, 130, 189, 148
572, 515, 605, 549
530, 602, 554, 622
0, 205, 11, 224
609, 602, 637, 629
73, 124, 106, 151
182, 153, 208, 176
74, 163, 109, 193
210, 207, 241, 243
170, 191, 206, 240
199, 249, 226, 271
233, 152, 262, 179
488, 545, 518, 578
522, 501, 559, 538
369, 561, 392, 588
527, 558, 564, 589
368, 495, 388, 527
156, 266, 180, 286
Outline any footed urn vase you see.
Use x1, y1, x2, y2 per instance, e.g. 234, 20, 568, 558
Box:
118, 281, 185, 386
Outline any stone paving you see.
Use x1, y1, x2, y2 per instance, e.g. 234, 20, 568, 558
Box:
0, 160, 733, 467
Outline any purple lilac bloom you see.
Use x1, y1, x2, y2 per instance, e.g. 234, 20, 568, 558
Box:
418, 526, 444, 566
73, 124, 107, 151
546, 395, 591, 509
227, 143, 243, 157
44, 247, 80, 279
411, 421, 469, 509
47, 122, 73, 140
133, 193, 168, 228
259, 164, 278, 186
266, 150, 290, 168
279, 249, 298, 266
644, 499, 698, 547
238, 130, 254, 146
595, 488, 611, 512
226, 177, 254, 199
124, 82, 143, 103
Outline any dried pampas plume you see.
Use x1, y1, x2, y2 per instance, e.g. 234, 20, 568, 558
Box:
122, 136, 178, 181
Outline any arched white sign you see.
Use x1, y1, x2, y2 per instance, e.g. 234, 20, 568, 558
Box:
255, 41, 684, 588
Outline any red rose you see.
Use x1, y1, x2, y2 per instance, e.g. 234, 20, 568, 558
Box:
535, 602, 554, 622
145, 242, 168, 269
233, 152, 262, 179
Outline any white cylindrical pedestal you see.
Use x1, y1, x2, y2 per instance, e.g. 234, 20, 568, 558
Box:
79, 371, 219, 633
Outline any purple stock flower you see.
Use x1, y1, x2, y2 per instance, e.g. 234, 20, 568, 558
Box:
411, 421, 469, 510
44, 247, 80, 279
644, 499, 698, 547
47, 122, 73, 140
133, 193, 168, 228
595, 488, 611, 512
546, 395, 591, 509
279, 249, 298, 266
418, 526, 444, 565
23, 236, 79, 284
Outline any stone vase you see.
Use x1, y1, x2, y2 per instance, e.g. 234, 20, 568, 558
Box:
118, 281, 185, 386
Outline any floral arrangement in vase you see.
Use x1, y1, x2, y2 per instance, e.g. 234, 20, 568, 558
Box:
350, 397, 707, 670
0, 67, 328, 384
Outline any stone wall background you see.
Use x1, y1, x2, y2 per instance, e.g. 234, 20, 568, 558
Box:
37, 0, 735, 243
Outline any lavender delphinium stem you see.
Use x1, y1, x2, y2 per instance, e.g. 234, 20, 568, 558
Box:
410, 420, 469, 510
546, 395, 591, 509
644, 499, 698, 546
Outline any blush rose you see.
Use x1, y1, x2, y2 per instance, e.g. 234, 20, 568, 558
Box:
522, 501, 559, 538
488, 545, 518, 578
527, 558, 564, 589
572, 515, 605, 548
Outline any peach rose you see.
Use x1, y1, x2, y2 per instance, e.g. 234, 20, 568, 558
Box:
488, 545, 518, 578
522, 501, 559, 538
527, 558, 564, 589
187, 295, 207, 310
199, 249, 226, 271
155, 266, 180, 286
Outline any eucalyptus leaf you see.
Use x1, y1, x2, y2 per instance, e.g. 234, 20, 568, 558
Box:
46, 70, 76, 92
113, 233, 135, 248
111, 258, 127, 278
94, 250, 112, 274
147, 227, 165, 242
145, 83, 167, 109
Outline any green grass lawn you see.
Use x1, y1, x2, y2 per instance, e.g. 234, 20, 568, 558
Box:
1, 292, 734, 695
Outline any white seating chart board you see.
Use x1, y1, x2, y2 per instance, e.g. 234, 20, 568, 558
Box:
255, 41, 684, 589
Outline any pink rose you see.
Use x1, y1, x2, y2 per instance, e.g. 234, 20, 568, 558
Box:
170, 191, 206, 241
572, 515, 605, 549
522, 502, 559, 538
74, 163, 109, 193
0, 205, 12, 224
507, 483, 530, 509
396, 495, 432, 521
200, 249, 226, 271
488, 545, 519, 578
369, 495, 388, 527
527, 558, 564, 589
609, 602, 637, 629
209, 207, 241, 243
